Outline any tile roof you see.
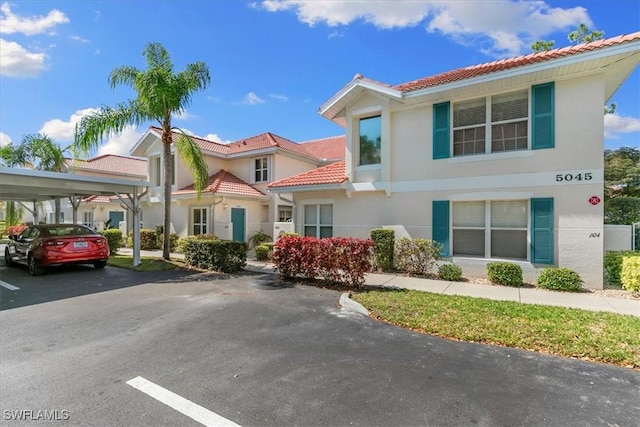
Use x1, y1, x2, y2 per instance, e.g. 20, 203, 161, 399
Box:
173, 169, 266, 198
299, 135, 345, 161
66, 155, 147, 177
392, 32, 640, 93
148, 126, 345, 162
269, 160, 347, 189
80, 195, 119, 203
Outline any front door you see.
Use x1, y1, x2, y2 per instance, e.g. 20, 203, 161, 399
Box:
231, 208, 245, 242
108, 211, 124, 229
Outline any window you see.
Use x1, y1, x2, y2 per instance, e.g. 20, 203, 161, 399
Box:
278, 206, 292, 222
82, 211, 93, 227
452, 90, 528, 157
192, 207, 209, 235
48, 212, 64, 224
452, 200, 527, 260
254, 157, 269, 183
359, 115, 381, 166
304, 204, 332, 238
152, 154, 175, 186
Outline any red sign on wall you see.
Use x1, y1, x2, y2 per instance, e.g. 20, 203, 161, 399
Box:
589, 196, 601, 205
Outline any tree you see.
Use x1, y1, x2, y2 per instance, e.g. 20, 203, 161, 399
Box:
75, 42, 210, 260
604, 197, 640, 225
531, 40, 555, 53
604, 147, 640, 199
568, 24, 604, 44
0, 134, 67, 222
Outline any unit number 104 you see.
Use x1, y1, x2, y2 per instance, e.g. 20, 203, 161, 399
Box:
556, 173, 592, 182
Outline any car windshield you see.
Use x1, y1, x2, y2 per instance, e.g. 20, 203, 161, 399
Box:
44, 226, 96, 237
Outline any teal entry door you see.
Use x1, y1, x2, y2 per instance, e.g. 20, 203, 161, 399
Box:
231, 208, 245, 242
108, 211, 124, 229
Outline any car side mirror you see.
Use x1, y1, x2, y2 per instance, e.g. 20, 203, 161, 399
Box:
8, 235, 16, 241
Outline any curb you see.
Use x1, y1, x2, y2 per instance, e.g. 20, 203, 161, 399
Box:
339, 293, 370, 316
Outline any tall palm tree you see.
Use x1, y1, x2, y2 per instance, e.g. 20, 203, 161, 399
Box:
74, 42, 210, 260
0, 134, 67, 222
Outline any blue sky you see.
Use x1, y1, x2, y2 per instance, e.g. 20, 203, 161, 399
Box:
1, 0, 638, 157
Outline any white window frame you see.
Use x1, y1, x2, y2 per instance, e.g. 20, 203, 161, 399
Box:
48, 212, 65, 224
452, 89, 529, 157
452, 200, 529, 260
303, 204, 333, 238
82, 211, 93, 227
357, 115, 382, 166
253, 157, 269, 183
191, 207, 209, 235
278, 206, 293, 222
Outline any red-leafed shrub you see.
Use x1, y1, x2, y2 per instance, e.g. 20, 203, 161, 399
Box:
273, 236, 374, 287
6, 224, 28, 237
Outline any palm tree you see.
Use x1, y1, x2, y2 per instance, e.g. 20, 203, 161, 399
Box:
74, 42, 210, 260
0, 134, 67, 223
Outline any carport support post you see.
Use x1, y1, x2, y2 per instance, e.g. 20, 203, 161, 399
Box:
116, 189, 147, 267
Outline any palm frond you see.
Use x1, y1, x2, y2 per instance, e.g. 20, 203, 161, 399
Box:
174, 129, 209, 199
109, 66, 140, 89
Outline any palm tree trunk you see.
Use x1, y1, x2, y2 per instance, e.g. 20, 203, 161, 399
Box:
162, 136, 172, 260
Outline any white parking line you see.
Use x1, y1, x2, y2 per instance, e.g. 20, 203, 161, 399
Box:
0, 280, 19, 291
126, 376, 241, 427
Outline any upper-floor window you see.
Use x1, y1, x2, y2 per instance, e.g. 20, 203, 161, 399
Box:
453, 90, 528, 156
152, 154, 175, 186
359, 115, 381, 166
254, 157, 269, 183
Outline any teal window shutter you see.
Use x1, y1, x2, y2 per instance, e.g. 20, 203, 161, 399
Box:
532, 82, 555, 149
531, 198, 554, 264
432, 200, 450, 256
433, 102, 450, 159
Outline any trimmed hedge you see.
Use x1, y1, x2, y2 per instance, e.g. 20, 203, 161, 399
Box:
604, 250, 640, 287
370, 228, 395, 272
621, 257, 640, 293
101, 228, 123, 254
394, 238, 442, 275
183, 238, 247, 273
273, 236, 373, 287
536, 268, 583, 292
176, 234, 218, 254
487, 262, 523, 287
255, 244, 270, 261
438, 263, 463, 281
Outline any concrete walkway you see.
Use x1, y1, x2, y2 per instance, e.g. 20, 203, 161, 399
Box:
119, 248, 640, 317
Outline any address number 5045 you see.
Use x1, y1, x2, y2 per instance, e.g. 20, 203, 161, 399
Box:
556, 173, 592, 182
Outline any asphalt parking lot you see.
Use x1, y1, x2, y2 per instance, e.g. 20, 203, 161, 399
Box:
1, 260, 639, 426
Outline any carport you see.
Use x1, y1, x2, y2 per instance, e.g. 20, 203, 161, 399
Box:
0, 166, 150, 266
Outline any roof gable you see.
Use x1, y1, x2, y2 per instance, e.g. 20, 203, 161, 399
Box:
269, 160, 347, 189
174, 169, 266, 198
66, 154, 147, 178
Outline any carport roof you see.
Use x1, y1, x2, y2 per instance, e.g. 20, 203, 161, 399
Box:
0, 166, 151, 202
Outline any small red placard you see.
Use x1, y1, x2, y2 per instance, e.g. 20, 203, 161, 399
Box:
589, 196, 601, 205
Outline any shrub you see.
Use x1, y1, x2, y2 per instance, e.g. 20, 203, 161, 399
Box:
0, 221, 6, 238
183, 238, 247, 273
6, 224, 28, 237
394, 238, 442, 275
536, 268, 583, 292
487, 262, 523, 287
621, 257, 640, 293
137, 228, 158, 250
248, 230, 272, 249
604, 250, 640, 287
438, 263, 463, 281
176, 234, 218, 254
370, 228, 395, 272
157, 231, 179, 252
101, 228, 123, 254
255, 244, 270, 261
273, 236, 374, 287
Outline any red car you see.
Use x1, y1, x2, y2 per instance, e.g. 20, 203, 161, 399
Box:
4, 224, 110, 276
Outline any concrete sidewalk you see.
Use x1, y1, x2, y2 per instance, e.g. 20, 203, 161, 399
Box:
119, 248, 640, 317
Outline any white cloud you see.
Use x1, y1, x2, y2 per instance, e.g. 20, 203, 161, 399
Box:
269, 93, 288, 101
244, 92, 266, 105
0, 38, 46, 77
69, 35, 90, 43
97, 126, 144, 157
203, 133, 232, 144
0, 132, 11, 147
0, 2, 69, 36
261, 0, 592, 57
39, 108, 99, 142
604, 113, 640, 139
172, 110, 195, 120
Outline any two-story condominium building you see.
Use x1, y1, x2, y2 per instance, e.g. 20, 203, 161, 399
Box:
269, 32, 640, 289
131, 127, 343, 242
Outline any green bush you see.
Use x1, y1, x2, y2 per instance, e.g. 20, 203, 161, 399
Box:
370, 228, 395, 272
438, 263, 463, 281
248, 230, 272, 249
138, 228, 158, 250
621, 257, 640, 293
158, 231, 179, 252
487, 262, 523, 287
394, 238, 442, 275
183, 238, 247, 273
604, 250, 640, 286
101, 229, 123, 254
255, 244, 270, 261
536, 268, 583, 292
176, 234, 218, 254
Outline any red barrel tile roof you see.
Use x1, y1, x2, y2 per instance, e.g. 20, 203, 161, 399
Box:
66, 155, 147, 177
269, 160, 347, 189
174, 169, 265, 198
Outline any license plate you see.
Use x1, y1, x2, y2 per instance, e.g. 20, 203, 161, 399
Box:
73, 241, 88, 248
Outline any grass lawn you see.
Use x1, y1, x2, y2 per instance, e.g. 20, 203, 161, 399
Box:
107, 254, 185, 272
353, 289, 640, 369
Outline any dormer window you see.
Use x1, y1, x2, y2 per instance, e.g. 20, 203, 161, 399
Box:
359, 115, 381, 166
254, 157, 269, 183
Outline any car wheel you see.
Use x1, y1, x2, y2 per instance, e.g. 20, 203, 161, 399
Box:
4, 248, 13, 267
93, 261, 107, 269
28, 254, 44, 276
